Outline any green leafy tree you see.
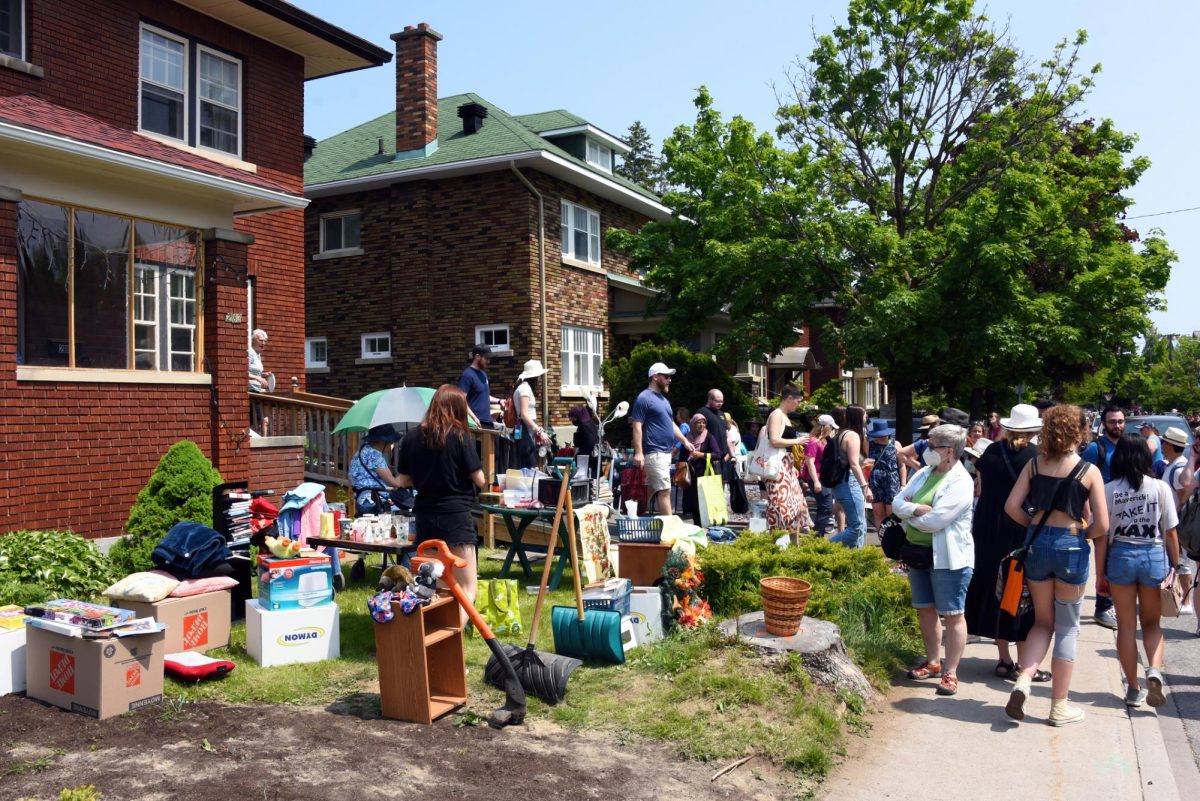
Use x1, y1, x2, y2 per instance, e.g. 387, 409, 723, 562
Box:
614, 120, 662, 193
601, 341, 758, 445
807, 381, 846, 414
112, 441, 222, 574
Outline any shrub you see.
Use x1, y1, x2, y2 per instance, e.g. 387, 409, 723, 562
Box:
600, 341, 758, 446
0, 530, 115, 603
115, 441, 222, 575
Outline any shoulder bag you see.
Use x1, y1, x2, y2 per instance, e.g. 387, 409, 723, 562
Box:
878, 514, 906, 560
746, 415, 785, 481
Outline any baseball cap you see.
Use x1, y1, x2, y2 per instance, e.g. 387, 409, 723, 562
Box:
471, 344, 492, 357
647, 362, 676, 378
817, 413, 838, 430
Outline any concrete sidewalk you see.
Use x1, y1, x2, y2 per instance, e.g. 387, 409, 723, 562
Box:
820, 589, 1187, 801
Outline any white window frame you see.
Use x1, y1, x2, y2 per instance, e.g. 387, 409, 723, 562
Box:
560, 324, 604, 393
138, 24, 189, 146
305, 337, 328, 369
133, 264, 159, 370
195, 43, 243, 159
560, 200, 601, 266
360, 332, 391, 360
0, 0, 25, 61
586, 139, 613, 173
475, 324, 512, 357
319, 210, 362, 255
165, 267, 196, 372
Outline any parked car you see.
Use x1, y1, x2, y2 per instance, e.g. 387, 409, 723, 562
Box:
1125, 415, 1195, 446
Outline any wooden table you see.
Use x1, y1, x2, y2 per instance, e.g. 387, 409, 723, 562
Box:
304, 536, 414, 571
478, 504, 573, 591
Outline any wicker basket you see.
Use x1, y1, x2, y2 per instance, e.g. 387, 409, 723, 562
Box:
760, 576, 812, 636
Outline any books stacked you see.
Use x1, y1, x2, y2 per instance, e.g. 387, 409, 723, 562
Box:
0, 604, 27, 630
220, 490, 253, 540
23, 599, 165, 639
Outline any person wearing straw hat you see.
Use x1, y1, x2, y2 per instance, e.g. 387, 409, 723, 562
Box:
512, 359, 551, 469
896, 413, 943, 471
1160, 425, 1196, 614
964, 404, 1047, 683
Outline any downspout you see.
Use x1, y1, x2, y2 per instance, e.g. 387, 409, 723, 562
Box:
510, 162, 549, 419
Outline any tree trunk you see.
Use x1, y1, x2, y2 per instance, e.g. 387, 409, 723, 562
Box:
894, 376, 914, 444
969, 387, 984, 422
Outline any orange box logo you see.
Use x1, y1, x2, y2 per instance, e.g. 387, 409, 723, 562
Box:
126, 665, 141, 688
49, 650, 75, 694
183, 611, 209, 650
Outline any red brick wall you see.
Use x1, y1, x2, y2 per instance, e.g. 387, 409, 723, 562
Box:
0, 1, 309, 539
303, 166, 654, 424
391, 24, 440, 153
248, 442, 305, 500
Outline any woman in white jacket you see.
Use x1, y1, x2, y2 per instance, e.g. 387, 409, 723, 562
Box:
893, 424, 975, 696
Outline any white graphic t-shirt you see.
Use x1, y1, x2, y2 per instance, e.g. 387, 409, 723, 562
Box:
1105, 477, 1179, 545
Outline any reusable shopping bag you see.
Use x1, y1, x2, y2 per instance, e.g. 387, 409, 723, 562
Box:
746, 433, 784, 481
472, 578, 523, 636
697, 455, 728, 528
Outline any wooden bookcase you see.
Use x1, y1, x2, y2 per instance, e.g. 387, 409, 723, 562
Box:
374, 593, 466, 724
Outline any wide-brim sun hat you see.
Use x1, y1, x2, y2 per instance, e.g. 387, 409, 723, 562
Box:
1163, 426, 1189, 448
1000, 403, 1042, 433
647, 361, 676, 378
867, 419, 894, 437
965, 437, 993, 459
918, 414, 943, 433
365, 424, 402, 444
519, 359, 547, 381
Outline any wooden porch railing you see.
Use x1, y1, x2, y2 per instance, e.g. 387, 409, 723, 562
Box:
249, 391, 501, 488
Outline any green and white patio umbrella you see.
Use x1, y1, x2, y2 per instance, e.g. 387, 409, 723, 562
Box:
332, 386, 478, 434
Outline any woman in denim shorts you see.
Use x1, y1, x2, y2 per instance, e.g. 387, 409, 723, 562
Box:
1003, 404, 1108, 726
893, 424, 976, 697
1096, 434, 1181, 709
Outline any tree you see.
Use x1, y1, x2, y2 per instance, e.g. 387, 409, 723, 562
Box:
615, 120, 662, 193
610, 0, 1173, 443
600, 341, 758, 446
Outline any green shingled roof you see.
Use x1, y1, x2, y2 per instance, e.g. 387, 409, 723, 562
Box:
304, 93, 659, 203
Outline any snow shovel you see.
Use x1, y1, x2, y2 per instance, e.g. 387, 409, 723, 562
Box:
485, 467, 581, 703
415, 540, 526, 729
551, 488, 625, 664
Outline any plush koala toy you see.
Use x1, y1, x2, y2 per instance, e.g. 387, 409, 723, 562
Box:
407, 560, 443, 602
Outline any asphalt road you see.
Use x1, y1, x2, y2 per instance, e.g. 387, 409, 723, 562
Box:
1161, 600, 1200, 773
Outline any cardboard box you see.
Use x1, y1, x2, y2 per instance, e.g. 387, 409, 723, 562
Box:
256, 554, 333, 611
0, 627, 26, 695
628, 586, 665, 646
112, 591, 231, 654
25, 625, 165, 719
245, 599, 340, 667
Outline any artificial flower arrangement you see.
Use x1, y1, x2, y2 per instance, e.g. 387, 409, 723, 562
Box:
661, 546, 712, 630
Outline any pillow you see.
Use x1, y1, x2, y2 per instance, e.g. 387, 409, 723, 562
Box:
104, 570, 180, 603
170, 575, 240, 597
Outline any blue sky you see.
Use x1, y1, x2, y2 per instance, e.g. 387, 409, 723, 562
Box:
297, 1, 1197, 338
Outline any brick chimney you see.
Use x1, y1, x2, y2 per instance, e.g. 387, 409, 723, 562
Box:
389, 23, 443, 160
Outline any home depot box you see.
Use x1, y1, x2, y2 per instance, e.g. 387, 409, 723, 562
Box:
256, 554, 333, 611
112, 591, 231, 654
25, 625, 165, 719
245, 599, 339, 667
1, 626, 27, 695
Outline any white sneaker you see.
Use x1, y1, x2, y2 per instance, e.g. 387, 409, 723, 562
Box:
1181, 602, 1194, 616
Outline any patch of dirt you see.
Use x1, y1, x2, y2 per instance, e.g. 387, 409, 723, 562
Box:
0, 694, 797, 801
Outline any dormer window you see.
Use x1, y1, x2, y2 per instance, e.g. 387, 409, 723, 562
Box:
586, 139, 613, 173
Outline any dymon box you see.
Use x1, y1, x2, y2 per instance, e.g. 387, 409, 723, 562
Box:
256, 554, 333, 611
1, 626, 27, 695
25, 625, 165, 719
245, 599, 340, 667
113, 591, 231, 654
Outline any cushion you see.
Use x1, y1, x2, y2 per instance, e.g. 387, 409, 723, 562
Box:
169, 575, 240, 597
104, 571, 180, 603
164, 651, 235, 681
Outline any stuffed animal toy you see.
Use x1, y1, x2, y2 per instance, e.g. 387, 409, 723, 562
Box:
407, 560, 443, 602
377, 564, 414, 593
263, 535, 301, 559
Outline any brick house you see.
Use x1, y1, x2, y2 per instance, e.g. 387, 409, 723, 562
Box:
304, 24, 763, 424
0, 0, 388, 540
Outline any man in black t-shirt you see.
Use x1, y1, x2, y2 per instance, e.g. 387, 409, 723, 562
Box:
698, 389, 729, 463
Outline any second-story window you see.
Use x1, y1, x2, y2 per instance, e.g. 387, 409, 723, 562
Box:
1, 0, 25, 60
560, 200, 600, 266
140, 24, 242, 158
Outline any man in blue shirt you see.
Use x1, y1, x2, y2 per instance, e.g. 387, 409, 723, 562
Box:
631, 362, 694, 515
1081, 404, 1125, 628
458, 345, 498, 429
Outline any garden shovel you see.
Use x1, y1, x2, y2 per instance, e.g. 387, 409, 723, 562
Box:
551, 488, 625, 664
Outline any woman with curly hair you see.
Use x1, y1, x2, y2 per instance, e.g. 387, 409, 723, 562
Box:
397, 384, 485, 623
1003, 404, 1108, 726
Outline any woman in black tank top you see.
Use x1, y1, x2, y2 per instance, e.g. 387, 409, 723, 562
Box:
1002, 404, 1108, 726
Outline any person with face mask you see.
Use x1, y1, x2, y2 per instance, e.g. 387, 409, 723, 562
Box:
892, 424, 976, 697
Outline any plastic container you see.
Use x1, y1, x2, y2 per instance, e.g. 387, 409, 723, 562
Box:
616, 516, 664, 543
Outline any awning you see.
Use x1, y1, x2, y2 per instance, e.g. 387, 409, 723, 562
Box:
768, 347, 817, 370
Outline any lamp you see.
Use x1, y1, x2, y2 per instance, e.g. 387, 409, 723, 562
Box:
593, 400, 630, 504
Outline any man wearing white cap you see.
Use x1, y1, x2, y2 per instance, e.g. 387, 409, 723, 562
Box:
1161, 426, 1197, 614
631, 362, 695, 515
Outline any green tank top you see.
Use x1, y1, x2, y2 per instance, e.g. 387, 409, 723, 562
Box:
904, 471, 948, 546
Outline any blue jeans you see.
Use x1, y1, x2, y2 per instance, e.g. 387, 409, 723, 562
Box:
811, 486, 834, 537
830, 475, 866, 548
1023, 525, 1089, 586
1106, 541, 1169, 586
908, 567, 973, 616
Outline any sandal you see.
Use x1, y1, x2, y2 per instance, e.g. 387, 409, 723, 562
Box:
907, 661, 942, 680
994, 659, 1016, 679
936, 673, 959, 696
1015, 664, 1052, 683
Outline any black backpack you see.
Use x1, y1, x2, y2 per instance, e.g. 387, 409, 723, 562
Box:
1088, 437, 1109, 470
819, 430, 850, 488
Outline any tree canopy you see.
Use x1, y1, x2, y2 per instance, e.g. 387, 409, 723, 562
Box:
615, 120, 663, 194
609, 0, 1173, 441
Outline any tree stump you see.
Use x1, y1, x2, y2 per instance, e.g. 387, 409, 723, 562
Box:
718, 612, 878, 702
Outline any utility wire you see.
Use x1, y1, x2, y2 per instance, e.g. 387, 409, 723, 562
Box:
1124, 205, 1200, 221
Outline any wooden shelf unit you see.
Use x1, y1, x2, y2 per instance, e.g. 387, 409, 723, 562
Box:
374, 593, 467, 725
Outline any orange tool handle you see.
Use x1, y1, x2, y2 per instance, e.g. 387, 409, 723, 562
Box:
415, 539, 495, 639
